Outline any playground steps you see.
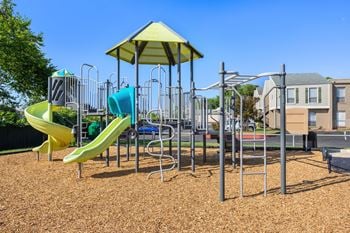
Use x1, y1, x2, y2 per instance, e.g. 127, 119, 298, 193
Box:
242, 171, 266, 176
242, 155, 265, 159
240, 135, 267, 198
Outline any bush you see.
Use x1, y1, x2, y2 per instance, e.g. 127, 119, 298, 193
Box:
0, 105, 28, 127
53, 107, 77, 127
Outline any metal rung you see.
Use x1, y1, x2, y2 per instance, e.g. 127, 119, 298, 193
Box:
242, 155, 265, 159
242, 139, 266, 142
243, 171, 266, 176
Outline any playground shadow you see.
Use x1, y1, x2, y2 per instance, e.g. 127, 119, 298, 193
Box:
53, 158, 63, 162
192, 150, 312, 171
91, 157, 178, 179
90, 149, 316, 180
243, 174, 350, 198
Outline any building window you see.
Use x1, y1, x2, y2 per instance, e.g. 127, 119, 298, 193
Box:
336, 87, 345, 103
336, 111, 346, 127
287, 88, 295, 104
309, 111, 316, 127
308, 88, 318, 103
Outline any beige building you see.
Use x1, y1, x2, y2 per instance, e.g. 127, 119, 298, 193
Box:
255, 73, 350, 130
330, 79, 350, 129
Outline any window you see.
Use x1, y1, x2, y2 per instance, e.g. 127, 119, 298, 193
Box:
336, 111, 346, 127
309, 88, 318, 103
287, 88, 295, 104
336, 87, 345, 103
305, 87, 321, 104
309, 111, 316, 127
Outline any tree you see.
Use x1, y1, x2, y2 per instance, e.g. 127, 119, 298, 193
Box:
0, 0, 55, 106
207, 95, 219, 109
237, 84, 257, 96
207, 84, 259, 121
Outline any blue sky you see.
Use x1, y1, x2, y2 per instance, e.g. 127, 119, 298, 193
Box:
16, 0, 350, 97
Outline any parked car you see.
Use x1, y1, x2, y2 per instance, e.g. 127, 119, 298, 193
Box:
225, 118, 256, 131
138, 125, 159, 134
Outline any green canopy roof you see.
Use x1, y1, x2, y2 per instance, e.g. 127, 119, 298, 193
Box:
52, 68, 74, 77
105, 21, 203, 65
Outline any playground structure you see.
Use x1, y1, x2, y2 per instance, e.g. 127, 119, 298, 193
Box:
196, 62, 287, 200
24, 21, 289, 202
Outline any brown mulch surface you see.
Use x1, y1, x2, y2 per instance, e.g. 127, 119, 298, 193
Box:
0, 147, 349, 232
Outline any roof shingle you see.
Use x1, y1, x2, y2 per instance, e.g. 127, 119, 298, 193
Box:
272, 73, 328, 86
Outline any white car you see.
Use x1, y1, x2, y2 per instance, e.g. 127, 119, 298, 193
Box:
225, 119, 256, 131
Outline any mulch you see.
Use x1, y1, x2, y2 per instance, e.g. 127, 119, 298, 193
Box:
0, 146, 349, 232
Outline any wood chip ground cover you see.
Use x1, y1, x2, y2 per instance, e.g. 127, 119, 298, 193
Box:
0, 147, 349, 232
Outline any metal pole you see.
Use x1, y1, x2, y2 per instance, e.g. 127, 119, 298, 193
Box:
116, 48, 121, 168
135, 42, 140, 172
47, 77, 53, 161
105, 79, 110, 167
232, 92, 236, 168
219, 62, 225, 202
203, 98, 207, 163
77, 80, 81, 147
190, 50, 195, 172
202, 134, 207, 163
126, 136, 130, 161
239, 90, 243, 197
177, 43, 182, 171
77, 163, 82, 178
280, 64, 287, 194
168, 64, 172, 157
99, 115, 103, 159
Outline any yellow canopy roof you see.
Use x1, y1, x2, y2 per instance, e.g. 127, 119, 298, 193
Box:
105, 21, 203, 65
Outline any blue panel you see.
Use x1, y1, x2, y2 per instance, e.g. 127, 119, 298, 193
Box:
108, 87, 136, 125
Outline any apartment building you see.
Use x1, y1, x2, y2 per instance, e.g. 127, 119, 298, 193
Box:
255, 73, 343, 130
330, 79, 350, 129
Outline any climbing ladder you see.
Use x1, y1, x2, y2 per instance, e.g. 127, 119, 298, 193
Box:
231, 87, 267, 197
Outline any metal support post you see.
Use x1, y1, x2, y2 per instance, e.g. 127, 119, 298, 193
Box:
280, 64, 287, 194
202, 134, 207, 163
177, 43, 182, 171
47, 77, 53, 161
105, 79, 110, 167
116, 49, 121, 168
77, 80, 81, 147
168, 64, 172, 157
126, 137, 130, 161
219, 62, 226, 202
135, 42, 140, 172
190, 50, 195, 172
99, 115, 103, 159
77, 163, 82, 178
232, 92, 236, 168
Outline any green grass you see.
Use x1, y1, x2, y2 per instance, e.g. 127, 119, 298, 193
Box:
82, 139, 219, 148
0, 141, 300, 156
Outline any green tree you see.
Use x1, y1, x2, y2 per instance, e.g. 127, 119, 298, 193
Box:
207, 84, 258, 119
0, 0, 55, 106
237, 84, 257, 96
0, 105, 27, 126
207, 95, 219, 109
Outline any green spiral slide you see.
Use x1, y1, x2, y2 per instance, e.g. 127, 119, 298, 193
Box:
24, 101, 73, 153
